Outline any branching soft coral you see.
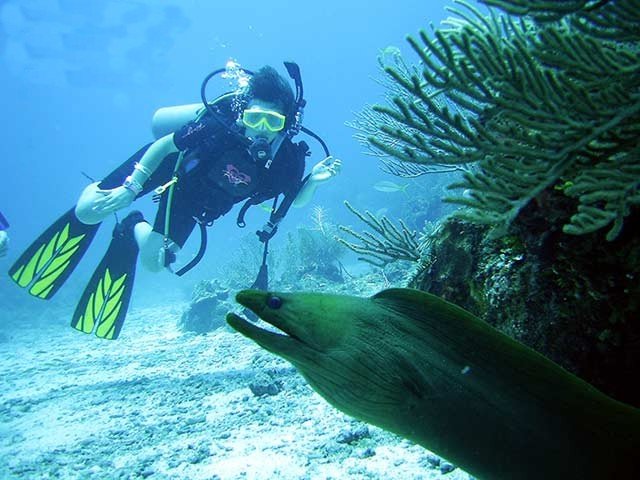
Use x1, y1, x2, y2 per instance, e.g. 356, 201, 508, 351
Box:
354, 0, 640, 240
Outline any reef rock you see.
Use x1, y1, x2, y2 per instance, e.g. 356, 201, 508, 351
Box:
179, 279, 230, 334
411, 193, 640, 407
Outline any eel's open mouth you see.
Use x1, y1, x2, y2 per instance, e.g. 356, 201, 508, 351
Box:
226, 290, 302, 356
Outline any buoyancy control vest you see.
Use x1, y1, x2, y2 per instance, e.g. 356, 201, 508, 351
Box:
152, 61, 330, 280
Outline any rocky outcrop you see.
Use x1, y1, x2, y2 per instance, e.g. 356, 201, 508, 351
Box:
178, 280, 232, 334
410, 195, 640, 407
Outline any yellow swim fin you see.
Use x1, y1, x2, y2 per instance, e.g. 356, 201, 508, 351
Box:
9, 208, 100, 299
71, 211, 142, 340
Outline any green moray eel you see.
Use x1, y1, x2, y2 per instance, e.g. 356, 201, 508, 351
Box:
227, 288, 640, 480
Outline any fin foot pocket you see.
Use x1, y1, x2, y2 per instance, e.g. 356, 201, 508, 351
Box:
71, 211, 141, 340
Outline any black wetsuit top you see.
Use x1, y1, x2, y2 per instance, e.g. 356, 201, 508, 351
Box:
100, 107, 307, 247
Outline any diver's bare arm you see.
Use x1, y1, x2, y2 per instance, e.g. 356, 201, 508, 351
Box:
292, 180, 319, 208
293, 156, 342, 208
75, 135, 179, 224
128, 134, 179, 186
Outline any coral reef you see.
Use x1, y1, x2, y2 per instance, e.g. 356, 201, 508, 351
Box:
346, 0, 640, 407
215, 234, 279, 290
410, 205, 640, 407
279, 206, 347, 287
337, 201, 423, 267
178, 279, 232, 334
354, 0, 640, 240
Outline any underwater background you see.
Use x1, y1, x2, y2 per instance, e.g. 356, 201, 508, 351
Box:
2, 0, 639, 479
0, 0, 462, 307
0, 0, 476, 478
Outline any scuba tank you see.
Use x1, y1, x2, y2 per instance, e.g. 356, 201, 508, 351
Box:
150, 59, 250, 140
151, 103, 204, 139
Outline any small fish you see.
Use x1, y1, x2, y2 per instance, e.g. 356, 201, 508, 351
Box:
375, 207, 389, 218
258, 203, 274, 213
374, 180, 409, 193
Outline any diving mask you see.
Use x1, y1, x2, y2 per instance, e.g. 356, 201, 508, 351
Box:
242, 107, 286, 132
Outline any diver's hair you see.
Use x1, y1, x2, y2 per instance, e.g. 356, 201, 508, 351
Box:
244, 66, 295, 115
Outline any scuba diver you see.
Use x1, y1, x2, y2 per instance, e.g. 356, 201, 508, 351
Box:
0, 211, 9, 257
9, 61, 341, 339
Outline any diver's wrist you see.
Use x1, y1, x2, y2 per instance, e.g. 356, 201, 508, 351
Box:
308, 175, 324, 186
130, 163, 151, 185
122, 176, 143, 195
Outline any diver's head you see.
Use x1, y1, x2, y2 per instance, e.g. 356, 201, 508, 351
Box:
241, 99, 287, 143
240, 66, 294, 142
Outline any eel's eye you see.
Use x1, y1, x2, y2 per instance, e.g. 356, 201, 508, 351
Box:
266, 295, 283, 309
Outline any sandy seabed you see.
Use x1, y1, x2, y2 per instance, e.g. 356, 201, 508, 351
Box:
0, 302, 473, 480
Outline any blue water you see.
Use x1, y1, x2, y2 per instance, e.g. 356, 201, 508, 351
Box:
1, 0, 471, 307
0, 1, 477, 478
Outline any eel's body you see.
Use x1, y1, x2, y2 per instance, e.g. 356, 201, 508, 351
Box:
227, 288, 640, 480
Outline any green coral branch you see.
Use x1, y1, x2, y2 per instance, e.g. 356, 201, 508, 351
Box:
337, 201, 421, 267
481, 0, 613, 21
564, 148, 640, 240
482, 0, 640, 41
379, 157, 468, 178
353, 0, 640, 240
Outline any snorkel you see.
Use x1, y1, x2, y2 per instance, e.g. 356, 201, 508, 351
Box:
283, 61, 330, 158
283, 61, 305, 137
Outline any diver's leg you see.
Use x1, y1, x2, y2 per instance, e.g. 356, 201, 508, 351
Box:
134, 222, 180, 273
137, 186, 196, 273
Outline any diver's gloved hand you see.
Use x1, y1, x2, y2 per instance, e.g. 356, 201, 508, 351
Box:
92, 186, 136, 214
310, 156, 342, 184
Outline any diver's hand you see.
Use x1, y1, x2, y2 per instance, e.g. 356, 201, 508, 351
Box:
92, 186, 136, 214
0, 230, 8, 257
310, 156, 342, 184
